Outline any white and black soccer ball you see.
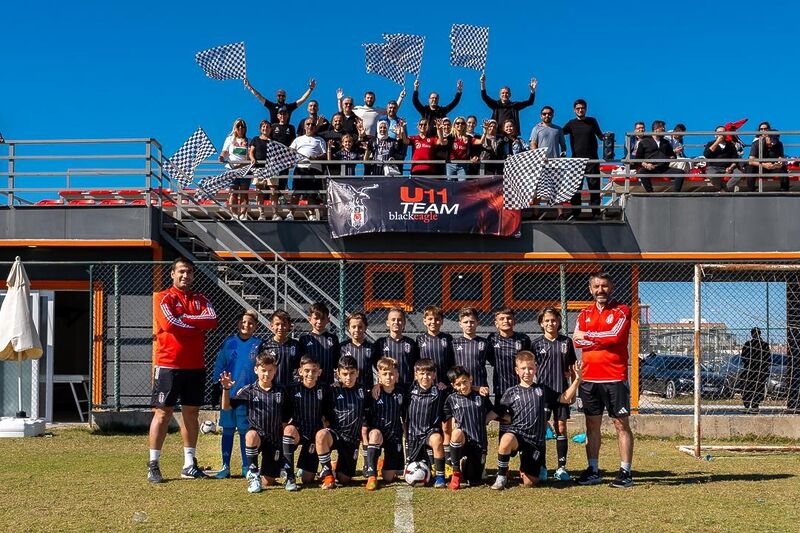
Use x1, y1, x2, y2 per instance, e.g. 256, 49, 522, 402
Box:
200, 420, 217, 435
404, 461, 430, 486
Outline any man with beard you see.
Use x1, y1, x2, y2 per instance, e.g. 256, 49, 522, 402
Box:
412, 79, 463, 136
530, 106, 566, 159
480, 73, 537, 133
244, 78, 316, 123
338, 89, 406, 138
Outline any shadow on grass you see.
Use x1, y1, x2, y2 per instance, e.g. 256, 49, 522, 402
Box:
631, 470, 794, 485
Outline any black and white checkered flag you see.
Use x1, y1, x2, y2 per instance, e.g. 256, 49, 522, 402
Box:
382, 33, 425, 77
195, 41, 247, 80
195, 163, 253, 202
449, 24, 489, 71
262, 139, 300, 176
164, 128, 217, 188
503, 148, 547, 209
363, 43, 406, 86
544, 158, 589, 204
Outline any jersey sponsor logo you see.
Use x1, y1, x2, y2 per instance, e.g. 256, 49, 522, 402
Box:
585, 316, 591, 323
606, 314, 614, 324
274, 450, 281, 461
343, 349, 351, 357
158, 392, 165, 404
383, 344, 390, 352
539, 348, 547, 354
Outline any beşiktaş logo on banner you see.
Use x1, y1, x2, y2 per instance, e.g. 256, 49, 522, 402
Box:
387, 184, 460, 223
339, 182, 380, 229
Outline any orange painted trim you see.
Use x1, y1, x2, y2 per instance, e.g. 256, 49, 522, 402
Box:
0, 280, 89, 290
152, 241, 163, 261
503, 264, 600, 310
441, 264, 492, 312
364, 264, 414, 312
630, 265, 640, 412
215, 250, 800, 261
92, 281, 104, 406
0, 239, 154, 248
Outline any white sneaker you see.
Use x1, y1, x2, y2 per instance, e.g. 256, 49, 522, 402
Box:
491, 475, 507, 490
285, 213, 294, 221
554, 467, 571, 481
246, 470, 262, 493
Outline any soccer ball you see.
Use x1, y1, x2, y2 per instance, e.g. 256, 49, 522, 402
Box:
404, 461, 430, 486
200, 420, 217, 434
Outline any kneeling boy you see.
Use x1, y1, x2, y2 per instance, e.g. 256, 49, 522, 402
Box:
405, 358, 447, 488
364, 357, 407, 491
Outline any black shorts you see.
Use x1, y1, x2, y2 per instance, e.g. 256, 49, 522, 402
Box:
579, 381, 631, 418
257, 439, 283, 479
329, 432, 360, 478
543, 386, 571, 421
406, 427, 443, 463
381, 438, 405, 473
231, 177, 252, 189
461, 439, 487, 485
297, 435, 319, 474
512, 436, 545, 477
150, 367, 205, 408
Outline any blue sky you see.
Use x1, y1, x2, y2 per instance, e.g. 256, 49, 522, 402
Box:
3, 1, 799, 158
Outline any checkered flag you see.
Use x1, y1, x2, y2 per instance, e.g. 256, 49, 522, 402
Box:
502, 148, 547, 209
262, 139, 300, 176
363, 43, 406, 86
195, 41, 247, 80
163, 128, 217, 188
382, 33, 425, 77
449, 24, 489, 71
195, 163, 253, 202
544, 158, 588, 204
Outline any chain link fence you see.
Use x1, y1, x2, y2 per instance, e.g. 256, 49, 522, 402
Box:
89, 260, 799, 415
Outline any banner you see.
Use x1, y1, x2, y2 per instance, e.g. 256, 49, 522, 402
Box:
327, 176, 520, 239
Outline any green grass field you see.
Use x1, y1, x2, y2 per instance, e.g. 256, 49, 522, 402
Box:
1, 427, 798, 532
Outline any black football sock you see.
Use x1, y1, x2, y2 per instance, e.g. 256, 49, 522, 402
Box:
319, 452, 333, 478
366, 445, 381, 477
245, 445, 259, 472
556, 435, 568, 468
282, 437, 297, 479
449, 442, 463, 473
434, 457, 446, 477
497, 453, 511, 476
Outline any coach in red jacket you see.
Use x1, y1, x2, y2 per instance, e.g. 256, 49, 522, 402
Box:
147, 257, 218, 483
572, 272, 634, 489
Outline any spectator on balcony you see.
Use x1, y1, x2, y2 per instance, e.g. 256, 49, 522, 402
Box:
412, 79, 463, 136
739, 327, 772, 413
466, 115, 479, 136
479, 73, 537, 133
633, 120, 683, 193
339, 89, 406, 138
530, 106, 567, 159
289, 121, 327, 221
248, 120, 279, 220
625, 122, 646, 160
271, 107, 296, 148
501, 120, 528, 157
366, 119, 406, 176
296, 100, 329, 136
479, 119, 503, 175
327, 132, 365, 177
563, 99, 604, 218
399, 117, 445, 176
219, 118, 251, 220
742, 122, 786, 192
703, 126, 740, 192
244, 77, 316, 123
338, 94, 360, 135
444, 116, 480, 178
666, 123, 691, 174
377, 100, 405, 140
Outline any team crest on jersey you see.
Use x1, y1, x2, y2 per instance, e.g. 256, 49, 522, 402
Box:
474, 396, 482, 405
175, 303, 184, 315
534, 388, 543, 397
158, 392, 165, 404
357, 389, 364, 399
404, 343, 410, 353
478, 341, 485, 351
326, 337, 333, 348
395, 395, 403, 404
515, 341, 522, 351
275, 392, 281, 403
317, 389, 323, 400
365, 348, 371, 356
440, 338, 447, 347
290, 346, 296, 356
560, 342, 568, 354
606, 315, 614, 324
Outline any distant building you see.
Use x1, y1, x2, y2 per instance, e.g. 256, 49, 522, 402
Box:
640, 318, 739, 358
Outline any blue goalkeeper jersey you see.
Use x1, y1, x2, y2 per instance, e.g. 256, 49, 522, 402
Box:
212, 334, 264, 395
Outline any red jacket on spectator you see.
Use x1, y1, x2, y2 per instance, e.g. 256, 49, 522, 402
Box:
153, 286, 218, 369
574, 301, 631, 382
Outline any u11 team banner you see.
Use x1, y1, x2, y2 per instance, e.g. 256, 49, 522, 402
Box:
327, 176, 521, 239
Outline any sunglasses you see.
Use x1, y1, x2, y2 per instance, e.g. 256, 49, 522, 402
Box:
454, 121, 466, 125
541, 112, 553, 116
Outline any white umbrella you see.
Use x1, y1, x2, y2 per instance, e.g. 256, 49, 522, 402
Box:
0, 257, 43, 418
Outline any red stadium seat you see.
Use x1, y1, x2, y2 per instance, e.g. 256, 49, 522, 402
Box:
88, 189, 115, 200
34, 199, 64, 206
99, 199, 126, 205
118, 189, 145, 200
68, 199, 95, 206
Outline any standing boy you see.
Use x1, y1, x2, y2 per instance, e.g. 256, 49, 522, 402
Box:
452, 307, 490, 395
531, 307, 577, 481
492, 351, 582, 490
315, 355, 368, 489
211, 310, 264, 478
220, 353, 291, 494
282, 356, 333, 491
364, 357, 407, 491
374, 307, 419, 387
262, 310, 304, 388
299, 303, 340, 386
405, 359, 447, 488
339, 312, 375, 392
444, 366, 499, 490
487, 307, 532, 400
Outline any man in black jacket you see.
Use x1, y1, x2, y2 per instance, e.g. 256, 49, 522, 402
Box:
739, 328, 772, 413
633, 120, 683, 192
703, 126, 740, 192
563, 99, 604, 218
479, 73, 537, 133
412, 79, 463, 136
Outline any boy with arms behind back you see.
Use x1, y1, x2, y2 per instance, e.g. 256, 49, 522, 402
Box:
364, 357, 407, 491
299, 303, 340, 386
262, 310, 304, 388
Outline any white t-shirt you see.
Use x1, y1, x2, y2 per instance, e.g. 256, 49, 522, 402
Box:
353, 105, 387, 137
222, 135, 249, 165
289, 135, 327, 171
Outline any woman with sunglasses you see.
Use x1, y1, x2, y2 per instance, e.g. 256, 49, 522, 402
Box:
444, 116, 481, 178
219, 118, 251, 220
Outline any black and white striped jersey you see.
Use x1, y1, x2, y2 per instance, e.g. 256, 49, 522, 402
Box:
232, 383, 291, 444
487, 332, 531, 398
416, 332, 455, 383
261, 337, 304, 387
329, 384, 367, 443
530, 334, 576, 394
298, 331, 340, 386
339, 340, 375, 391
405, 382, 445, 440
452, 336, 490, 388
365, 385, 406, 442
498, 384, 547, 445
286, 381, 332, 440
373, 336, 419, 386
444, 391, 494, 450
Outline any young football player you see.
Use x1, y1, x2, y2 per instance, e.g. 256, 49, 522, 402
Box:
261, 310, 303, 388
299, 303, 340, 386
374, 307, 419, 387
405, 358, 447, 488
452, 307, 490, 395
416, 305, 454, 389
487, 307, 532, 399
339, 312, 375, 392
364, 357, 407, 491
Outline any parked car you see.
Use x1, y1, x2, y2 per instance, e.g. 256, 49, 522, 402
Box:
716, 353, 789, 400
639, 354, 731, 399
